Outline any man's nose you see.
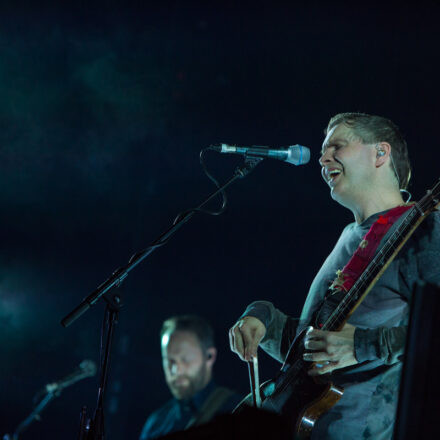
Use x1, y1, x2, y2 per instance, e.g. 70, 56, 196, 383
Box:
319, 149, 332, 166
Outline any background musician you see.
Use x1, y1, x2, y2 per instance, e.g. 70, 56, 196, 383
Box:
140, 315, 240, 439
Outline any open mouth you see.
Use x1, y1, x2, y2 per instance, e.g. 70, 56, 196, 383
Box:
327, 169, 342, 184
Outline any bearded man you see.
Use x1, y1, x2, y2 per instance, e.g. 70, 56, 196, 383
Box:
229, 113, 440, 439
140, 315, 240, 439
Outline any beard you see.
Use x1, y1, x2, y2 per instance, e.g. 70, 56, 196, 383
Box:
167, 364, 209, 400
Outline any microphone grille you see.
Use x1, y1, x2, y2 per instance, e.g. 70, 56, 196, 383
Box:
287, 145, 311, 166
79, 359, 98, 377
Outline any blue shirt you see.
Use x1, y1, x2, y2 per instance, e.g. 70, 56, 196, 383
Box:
139, 381, 242, 439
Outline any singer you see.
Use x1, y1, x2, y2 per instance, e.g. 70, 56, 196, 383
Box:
229, 113, 440, 439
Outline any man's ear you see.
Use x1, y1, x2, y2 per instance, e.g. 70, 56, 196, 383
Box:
375, 142, 392, 168
206, 347, 217, 367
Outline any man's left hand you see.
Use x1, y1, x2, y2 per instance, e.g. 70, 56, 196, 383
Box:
303, 323, 358, 375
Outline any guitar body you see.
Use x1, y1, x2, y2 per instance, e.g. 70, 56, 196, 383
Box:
234, 329, 343, 439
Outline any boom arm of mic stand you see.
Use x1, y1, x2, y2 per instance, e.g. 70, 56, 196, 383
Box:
61, 156, 263, 327
10, 391, 57, 440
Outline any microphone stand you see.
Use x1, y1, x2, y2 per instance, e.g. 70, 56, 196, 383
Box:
4, 390, 60, 440
84, 291, 121, 439
61, 156, 263, 440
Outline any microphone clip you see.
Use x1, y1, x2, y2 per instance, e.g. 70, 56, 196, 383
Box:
234, 155, 264, 178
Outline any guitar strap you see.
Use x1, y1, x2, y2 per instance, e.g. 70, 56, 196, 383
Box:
314, 204, 413, 328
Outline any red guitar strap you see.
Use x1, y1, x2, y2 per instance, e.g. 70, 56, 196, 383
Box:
331, 204, 413, 294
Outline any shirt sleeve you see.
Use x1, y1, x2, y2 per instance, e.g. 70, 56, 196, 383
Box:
354, 326, 407, 364
240, 301, 299, 363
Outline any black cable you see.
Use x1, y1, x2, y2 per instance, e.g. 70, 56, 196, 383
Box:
172, 147, 227, 224
128, 147, 228, 264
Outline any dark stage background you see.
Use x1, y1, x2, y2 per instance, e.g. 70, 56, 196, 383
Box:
0, 2, 439, 439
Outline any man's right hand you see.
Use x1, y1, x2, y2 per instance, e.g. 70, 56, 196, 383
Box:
229, 316, 266, 361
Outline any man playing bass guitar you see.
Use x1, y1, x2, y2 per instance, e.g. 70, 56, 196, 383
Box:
229, 113, 440, 439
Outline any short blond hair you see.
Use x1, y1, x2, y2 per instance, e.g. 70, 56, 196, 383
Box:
326, 112, 411, 189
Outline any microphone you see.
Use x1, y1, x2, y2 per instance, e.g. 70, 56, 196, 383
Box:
212, 144, 310, 166
45, 359, 97, 394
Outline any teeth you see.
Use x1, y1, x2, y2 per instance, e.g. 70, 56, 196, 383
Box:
329, 170, 341, 177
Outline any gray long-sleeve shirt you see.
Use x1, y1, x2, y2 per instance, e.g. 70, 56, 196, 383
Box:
242, 208, 440, 439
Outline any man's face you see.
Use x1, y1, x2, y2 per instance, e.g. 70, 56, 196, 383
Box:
319, 123, 377, 205
161, 330, 212, 400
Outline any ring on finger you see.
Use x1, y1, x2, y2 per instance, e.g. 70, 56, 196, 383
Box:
315, 361, 331, 368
